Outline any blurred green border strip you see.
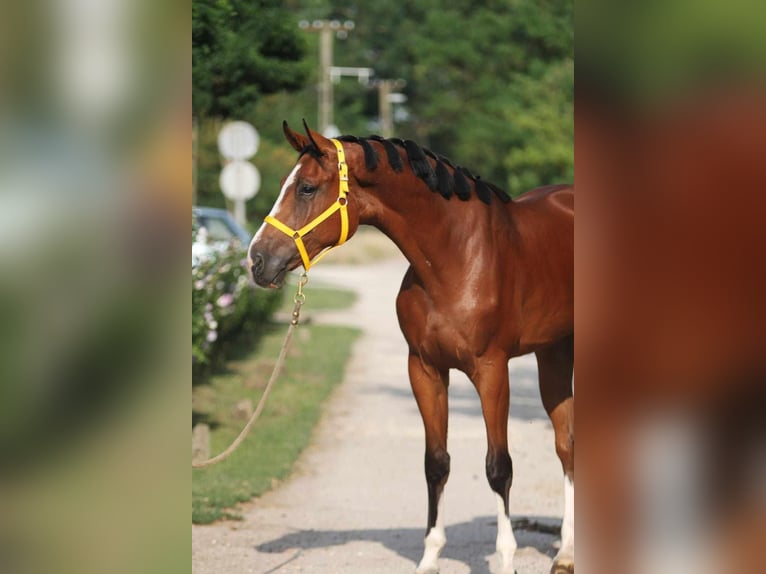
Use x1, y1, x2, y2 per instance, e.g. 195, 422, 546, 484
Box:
0, 0, 190, 573
577, 0, 766, 108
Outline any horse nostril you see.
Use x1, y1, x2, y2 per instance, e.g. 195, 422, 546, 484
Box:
251, 252, 265, 278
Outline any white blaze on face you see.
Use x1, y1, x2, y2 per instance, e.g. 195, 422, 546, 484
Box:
248, 162, 301, 255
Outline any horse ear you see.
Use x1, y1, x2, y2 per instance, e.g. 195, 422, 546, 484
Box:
302, 119, 332, 156
283, 120, 309, 152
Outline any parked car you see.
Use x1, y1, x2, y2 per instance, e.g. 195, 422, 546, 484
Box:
192, 206, 251, 267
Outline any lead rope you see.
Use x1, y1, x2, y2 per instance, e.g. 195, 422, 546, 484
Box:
192, 273, 309, 469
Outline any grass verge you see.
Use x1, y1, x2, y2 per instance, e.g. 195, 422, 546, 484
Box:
192, 287, 360, 524
277, 283, 356, 314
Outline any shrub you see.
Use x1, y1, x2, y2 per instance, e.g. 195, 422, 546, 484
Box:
192, 242, 281, 377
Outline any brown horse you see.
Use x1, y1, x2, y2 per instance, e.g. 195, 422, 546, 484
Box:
248, 121, 574, 574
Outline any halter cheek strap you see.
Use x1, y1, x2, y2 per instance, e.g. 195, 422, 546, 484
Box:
264, 139, 350, 270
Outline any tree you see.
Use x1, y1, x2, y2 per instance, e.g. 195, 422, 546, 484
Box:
192, 0, 309, 120
327, 0, 573, 195
193, 0, 313, 211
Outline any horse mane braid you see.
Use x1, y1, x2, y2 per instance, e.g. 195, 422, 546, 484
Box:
368, 135, 404, 172
403, 139, 438, 191
474, 176, 492, 205
487, 181, 511, 203
335, 132, 511, 204
437, 154, 454, 168
434, 161, 454, 199
338, 135, 379, 171
453, 167, 472, 201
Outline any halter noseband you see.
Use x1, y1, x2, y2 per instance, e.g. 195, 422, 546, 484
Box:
263, 139, 350, 270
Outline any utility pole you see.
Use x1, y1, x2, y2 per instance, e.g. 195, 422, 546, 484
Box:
373, 79, 407, 138
378, 80, 392, 138
299, 20, 355, 136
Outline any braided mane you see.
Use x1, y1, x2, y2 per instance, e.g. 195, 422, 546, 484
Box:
335, 134, 511, 205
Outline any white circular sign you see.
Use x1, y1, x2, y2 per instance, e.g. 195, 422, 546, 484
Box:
220, 160, 260, 200
218, 121, 259, 160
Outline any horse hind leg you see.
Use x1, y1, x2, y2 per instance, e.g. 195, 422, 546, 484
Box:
475, 359, 517, 574
408, 353, 450, 574
536, 336, 575, 574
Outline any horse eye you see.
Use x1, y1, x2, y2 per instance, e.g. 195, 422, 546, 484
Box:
299, 183, 317, 196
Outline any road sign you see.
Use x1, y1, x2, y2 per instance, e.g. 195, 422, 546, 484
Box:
220, 160, 260, 201
218, 121, 259, 160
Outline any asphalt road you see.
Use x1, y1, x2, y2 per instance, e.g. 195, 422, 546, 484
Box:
192, 255, 564, 574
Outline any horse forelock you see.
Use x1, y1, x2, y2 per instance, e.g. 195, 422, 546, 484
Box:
299, 143, 323, 160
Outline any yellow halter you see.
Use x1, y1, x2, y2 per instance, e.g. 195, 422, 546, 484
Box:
263, 139, 350, 270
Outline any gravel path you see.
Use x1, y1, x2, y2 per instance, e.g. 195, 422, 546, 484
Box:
192, 255, 563, 574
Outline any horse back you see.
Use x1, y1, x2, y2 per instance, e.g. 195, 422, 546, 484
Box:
514, 183, 573, 215
504, 184, 574, 349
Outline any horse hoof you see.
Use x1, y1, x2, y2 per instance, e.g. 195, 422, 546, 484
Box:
550, 558, 574, 574
414, 567, 439, 574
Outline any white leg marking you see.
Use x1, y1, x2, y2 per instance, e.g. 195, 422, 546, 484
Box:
558, 475, 575, 562
495, 494, 517, 574
248, 163, 301, 253
416, 492, 446, 574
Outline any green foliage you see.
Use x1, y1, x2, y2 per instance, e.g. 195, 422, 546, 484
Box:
192, 0, 313, 219
192, 241, 281, 377
277, 285, 357, 314
579, 0, 766, 106
328, 0, 573, 195
192, 0, 309, 119
193, 0, 573, 208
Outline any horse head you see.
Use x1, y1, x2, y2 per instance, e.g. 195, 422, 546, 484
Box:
248, 121, 361, 287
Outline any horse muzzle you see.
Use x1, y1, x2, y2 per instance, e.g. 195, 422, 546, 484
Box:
249, 251, 290, 289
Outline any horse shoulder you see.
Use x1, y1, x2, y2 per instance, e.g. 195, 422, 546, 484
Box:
396, 266, 431, 351
396, 267, 485, 368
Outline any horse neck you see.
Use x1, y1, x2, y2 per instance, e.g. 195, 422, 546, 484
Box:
357, 170, 513, 288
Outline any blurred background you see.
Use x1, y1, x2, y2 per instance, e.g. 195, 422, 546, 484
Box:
577, 1, 766, 573
0, 1, 188, 573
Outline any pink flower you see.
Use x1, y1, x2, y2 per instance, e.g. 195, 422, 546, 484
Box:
206, 330, 218, 343
216, 293, 234, 308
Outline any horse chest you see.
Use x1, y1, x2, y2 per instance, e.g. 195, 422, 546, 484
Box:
397, 285, 496, 370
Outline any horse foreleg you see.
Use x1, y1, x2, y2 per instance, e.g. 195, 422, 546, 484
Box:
474, 357, 517, 574
408, 352, 450, 574
536, 336, 575, 574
